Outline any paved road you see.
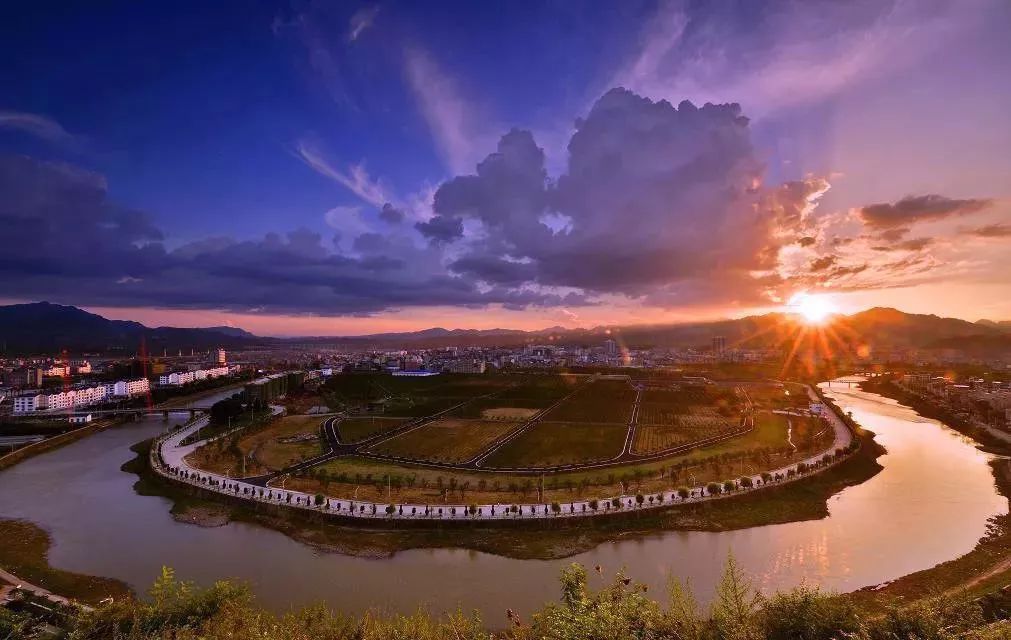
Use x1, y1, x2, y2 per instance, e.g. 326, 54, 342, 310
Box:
154, 382, 856, 523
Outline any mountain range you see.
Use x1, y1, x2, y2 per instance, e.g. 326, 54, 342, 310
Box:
0, 301, 1009, 356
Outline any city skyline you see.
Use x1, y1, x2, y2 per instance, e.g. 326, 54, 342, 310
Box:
2, 0, 1010, 336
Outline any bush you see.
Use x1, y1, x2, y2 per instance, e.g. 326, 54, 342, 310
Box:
757, 585, 860, 639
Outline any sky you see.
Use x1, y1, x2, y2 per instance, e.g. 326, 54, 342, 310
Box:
1, 0, 1009, 336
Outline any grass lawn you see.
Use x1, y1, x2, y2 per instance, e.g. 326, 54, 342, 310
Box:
186, 414, 323, 476
369, 418, 520, 463
482, 421, 629, 468
543, 380, 636, 423
338, 416, 411, 443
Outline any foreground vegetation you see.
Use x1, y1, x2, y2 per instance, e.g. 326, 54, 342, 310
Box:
4, 558, 1010, 639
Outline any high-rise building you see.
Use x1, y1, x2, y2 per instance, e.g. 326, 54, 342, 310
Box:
604, 339, 618, 356
712, 336, 727, 355
217, 348, 227, 365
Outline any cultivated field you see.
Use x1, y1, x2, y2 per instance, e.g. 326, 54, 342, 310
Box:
482, 421, 629, 468
542, 379, 636, 423
369, 418, 521, 463
632, 411, 741, 455
448, 376, 580, 419
321, 373, 513, 418
338, 417, 411, 443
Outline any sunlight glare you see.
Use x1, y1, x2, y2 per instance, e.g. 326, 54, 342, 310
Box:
788, 292, 837, 324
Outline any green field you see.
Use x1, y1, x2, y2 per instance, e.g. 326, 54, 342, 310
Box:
338, 416, 411, 443
321, 373, 512, 417
542, 379, 636, 423
369, 418, 520, 463
482, 421, 629, 468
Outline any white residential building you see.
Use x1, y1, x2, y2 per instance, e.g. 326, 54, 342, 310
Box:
159, 366, 229, 386
14, 394, 45, 413
112, 378, 150, 397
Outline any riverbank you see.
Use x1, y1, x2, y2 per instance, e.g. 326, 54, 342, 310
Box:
8, 379, 1008, 617
127, 425, 884, 560
0, 519, 132, 606
0, 417, 122, 472
847, 457, 1011, 614
858, 377, 1011, 454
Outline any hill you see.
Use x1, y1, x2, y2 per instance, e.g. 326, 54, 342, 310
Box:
1, 302, 1007, 356
0, 302, 265, 355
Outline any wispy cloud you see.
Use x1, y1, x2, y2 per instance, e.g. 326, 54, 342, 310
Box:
612, 1, 985, 117
402, 46, 494, 175
295, 139, 390, 207
348, 5, 380, 42
0, 110, 77, 145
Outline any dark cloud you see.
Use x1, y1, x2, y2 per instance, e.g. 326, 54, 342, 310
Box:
809, 255, 837, 271
797, 236, 817, 247
415, 214, 464, 243
0, 154, 571, 314
875, 227, 910, 242
0, 155, 165, 280
859, 194, 993, 229
377, 203, 405, 224
871, 237, 933, 252
964, 223, 1011, 238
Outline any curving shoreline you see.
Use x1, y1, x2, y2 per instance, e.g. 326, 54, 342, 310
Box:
151, 383, 856, 524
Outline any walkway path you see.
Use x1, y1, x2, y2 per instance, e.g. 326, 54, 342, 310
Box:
0, 566, 91, 610
152, 383, 856, 523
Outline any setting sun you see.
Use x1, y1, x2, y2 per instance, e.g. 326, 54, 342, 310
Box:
788, 292, 837, 324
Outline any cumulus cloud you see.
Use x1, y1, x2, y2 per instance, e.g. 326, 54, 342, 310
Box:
858, 194, 993, 229
433, 89, 792, 307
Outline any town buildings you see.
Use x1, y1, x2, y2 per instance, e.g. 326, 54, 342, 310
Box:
11, 378, 150, 414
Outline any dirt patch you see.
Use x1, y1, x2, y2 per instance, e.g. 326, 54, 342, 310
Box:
482, 407, 538, 420
171, 504, 232, 528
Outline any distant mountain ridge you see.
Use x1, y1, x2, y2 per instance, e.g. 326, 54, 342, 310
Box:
0, 301, 1008, 356
0, 302, 265, 355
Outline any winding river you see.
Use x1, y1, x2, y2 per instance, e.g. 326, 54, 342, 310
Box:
0, 381, 1005, 621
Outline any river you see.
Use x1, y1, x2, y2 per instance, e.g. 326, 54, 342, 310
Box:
0, 380, 1005, 621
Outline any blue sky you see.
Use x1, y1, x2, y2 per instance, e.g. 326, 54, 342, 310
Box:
1, 0, 1010, 335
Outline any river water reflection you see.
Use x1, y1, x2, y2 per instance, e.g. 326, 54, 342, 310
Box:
0, 381, 1005, 620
